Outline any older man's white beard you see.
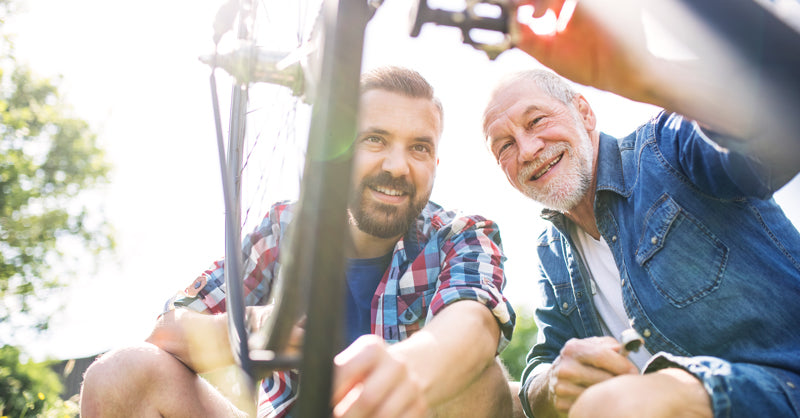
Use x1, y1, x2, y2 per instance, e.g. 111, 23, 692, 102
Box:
517, 140, 593, 212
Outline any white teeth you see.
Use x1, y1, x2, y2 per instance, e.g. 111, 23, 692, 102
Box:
532, 155, 562, 180
375, 186, 403, 196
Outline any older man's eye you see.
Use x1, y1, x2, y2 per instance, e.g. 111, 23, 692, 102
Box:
492, 141, 513, 160
527, 116, 544, 129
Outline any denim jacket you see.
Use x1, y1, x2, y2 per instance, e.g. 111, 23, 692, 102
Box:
520, 112, 800, 418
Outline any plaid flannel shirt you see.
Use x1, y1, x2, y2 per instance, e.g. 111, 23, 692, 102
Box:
164, 200, 515, 417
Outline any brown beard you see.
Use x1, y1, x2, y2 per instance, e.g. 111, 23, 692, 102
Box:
348, 172, 430, 239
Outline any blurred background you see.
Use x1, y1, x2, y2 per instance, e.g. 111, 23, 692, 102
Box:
1, 0, 798, 413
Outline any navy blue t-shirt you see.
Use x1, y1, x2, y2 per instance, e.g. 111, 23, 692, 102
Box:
344, 253, 392, 346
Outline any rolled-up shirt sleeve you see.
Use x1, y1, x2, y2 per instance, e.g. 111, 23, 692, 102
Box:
429, 215, 516, 353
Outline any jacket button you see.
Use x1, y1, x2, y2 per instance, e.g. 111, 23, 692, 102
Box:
651, 236, 658, 245
643, 329, 652, 338
405, 311, 413, 320
611, 235, 617, 242
562, 302, 569, 309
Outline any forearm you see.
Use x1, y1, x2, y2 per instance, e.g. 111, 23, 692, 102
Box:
390, 300, 501, 407
146, 308, 234, 373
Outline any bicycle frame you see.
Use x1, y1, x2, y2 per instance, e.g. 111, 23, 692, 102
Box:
214, 0, 373, 416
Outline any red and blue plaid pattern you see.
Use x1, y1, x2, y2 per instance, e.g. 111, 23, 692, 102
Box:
165, 200, 515, 417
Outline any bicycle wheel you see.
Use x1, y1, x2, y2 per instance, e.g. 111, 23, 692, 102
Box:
207, 0, 375, 415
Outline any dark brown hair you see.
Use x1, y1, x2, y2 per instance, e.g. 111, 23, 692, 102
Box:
360, 66, 444, 129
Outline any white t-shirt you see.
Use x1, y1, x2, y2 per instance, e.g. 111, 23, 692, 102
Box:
571, 225, 653, 369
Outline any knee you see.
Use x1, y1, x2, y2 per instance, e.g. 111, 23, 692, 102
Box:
80, 343, 179, 416
83, 343, 161, 389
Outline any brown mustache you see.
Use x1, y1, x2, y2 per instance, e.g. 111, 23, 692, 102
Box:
362, 172, 415, 196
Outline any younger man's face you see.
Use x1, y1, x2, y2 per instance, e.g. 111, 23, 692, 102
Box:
348, 89, 442, 239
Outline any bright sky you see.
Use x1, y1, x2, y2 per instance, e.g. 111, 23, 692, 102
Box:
6, 0, 799, 361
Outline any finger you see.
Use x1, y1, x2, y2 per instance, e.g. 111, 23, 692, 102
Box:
246, 305, 274, 331
295, 315, 307, 328
335, 349, 412, 418
286, 325, 305, 356
555, 338, 629, 385
559, 362, 617, 387
565, 336, 622, 353
561, 336, 625, 363
333, 383, 366, 418
551, 378, 584, 399
575, 347, 638, 376
554, 393, 575, 415
331, 335, 384, 405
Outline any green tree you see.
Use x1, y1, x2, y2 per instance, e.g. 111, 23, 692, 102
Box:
0, 0, 114, 333
0, 345, 79, 417
500, 307, 538, 381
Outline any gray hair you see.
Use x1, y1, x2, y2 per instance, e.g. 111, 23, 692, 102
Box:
494, 69, 578, 105
483, 69, 579, 136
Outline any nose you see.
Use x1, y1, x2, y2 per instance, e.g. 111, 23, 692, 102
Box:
381, 146, 411, 177
517, 133, 544, 163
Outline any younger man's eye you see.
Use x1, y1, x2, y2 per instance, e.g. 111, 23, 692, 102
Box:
412, 144, 431, 153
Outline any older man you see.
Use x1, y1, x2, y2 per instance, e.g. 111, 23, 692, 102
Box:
483, 1, 800, 417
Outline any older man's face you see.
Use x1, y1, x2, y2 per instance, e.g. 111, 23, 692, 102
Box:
483, 82, 595, 212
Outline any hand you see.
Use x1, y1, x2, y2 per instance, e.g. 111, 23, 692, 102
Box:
331, 335, 428, 418
568, 368, 712, 418
547, 337, 638, 415
512, 0, 653, 103
246, 305, 305, 356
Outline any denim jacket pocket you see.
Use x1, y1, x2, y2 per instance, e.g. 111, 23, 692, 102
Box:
398, 288, 436, 325
635, 194, 729, 308
554, 283, 577, 316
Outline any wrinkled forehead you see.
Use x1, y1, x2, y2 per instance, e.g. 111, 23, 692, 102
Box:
483, 82, 550, 137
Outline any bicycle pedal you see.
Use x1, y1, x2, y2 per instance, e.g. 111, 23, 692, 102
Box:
408, 0, 516, 60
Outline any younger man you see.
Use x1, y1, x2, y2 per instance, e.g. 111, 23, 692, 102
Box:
81, 66, 516, 417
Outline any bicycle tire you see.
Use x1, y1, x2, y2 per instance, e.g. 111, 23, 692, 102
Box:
209, 0, 374, 415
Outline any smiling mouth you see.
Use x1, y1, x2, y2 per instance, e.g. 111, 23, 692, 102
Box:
531, 154, 563, 180
371, 186, 407, 197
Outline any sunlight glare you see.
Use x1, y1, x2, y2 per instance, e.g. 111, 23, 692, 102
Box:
556, 0, 578, 33
517, 0, 577, 36
517, 5, 557, 35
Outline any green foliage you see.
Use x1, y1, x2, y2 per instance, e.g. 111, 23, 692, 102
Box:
500, 307, 538, 381
0, 0, 114, 332
0, 345, 78, 418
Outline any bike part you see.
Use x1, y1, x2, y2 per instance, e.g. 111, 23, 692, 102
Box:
409, 0, 516, 59
207, 0, 374, 416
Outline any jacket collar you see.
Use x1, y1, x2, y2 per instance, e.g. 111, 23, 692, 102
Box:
541, 132, 630, 222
